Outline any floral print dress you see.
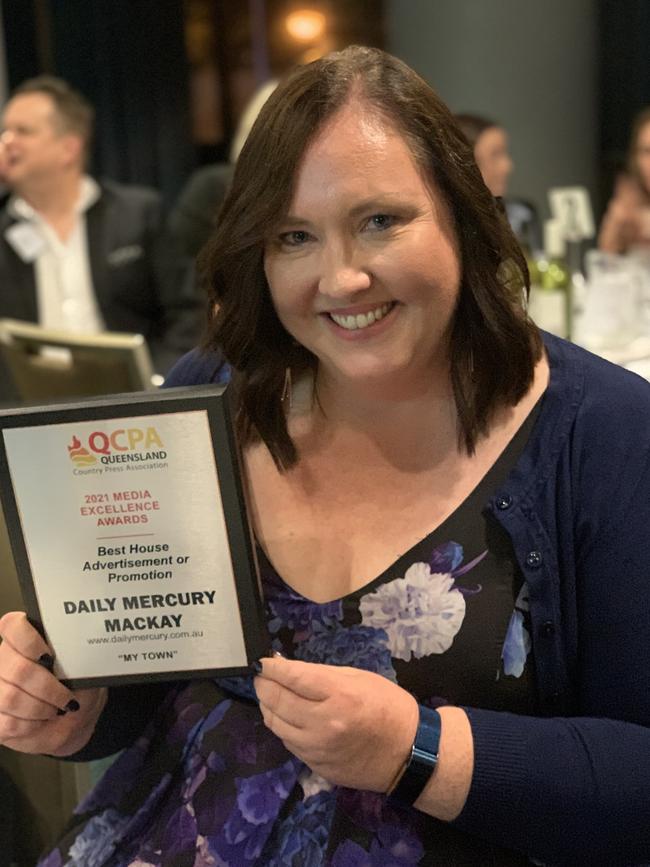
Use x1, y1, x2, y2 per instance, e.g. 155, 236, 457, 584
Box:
39, 411, 539, 867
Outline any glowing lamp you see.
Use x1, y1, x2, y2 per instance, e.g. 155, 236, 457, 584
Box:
285, 9, 326, 42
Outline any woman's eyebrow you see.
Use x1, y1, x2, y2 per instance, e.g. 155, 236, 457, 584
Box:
348, 195, 407, 218
279, 195, 412, 228
278, 215, 316, 229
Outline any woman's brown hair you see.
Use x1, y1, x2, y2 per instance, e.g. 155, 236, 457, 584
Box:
199, 45, 541, 470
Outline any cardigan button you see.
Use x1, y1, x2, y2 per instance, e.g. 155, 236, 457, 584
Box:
525, 550, 543, 568
496, 494, 513, 510
540, 620, 555, 637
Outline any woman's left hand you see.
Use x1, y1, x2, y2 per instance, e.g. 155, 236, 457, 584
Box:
254, 656, 419, 792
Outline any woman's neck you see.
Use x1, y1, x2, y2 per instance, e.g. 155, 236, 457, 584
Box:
290, 367, 460, 473
287, 351, 550, 474
316, 355, 452, 416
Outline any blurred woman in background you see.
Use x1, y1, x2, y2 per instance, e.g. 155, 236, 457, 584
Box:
455, 112, 541, 251
455, 113, 513, 198
598, 106, 650, 253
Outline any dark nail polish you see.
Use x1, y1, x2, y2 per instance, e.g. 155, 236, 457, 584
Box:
251, 660, 263, 675
66, 699, 80, 712
38, 653, 54, 671
57, 708, 67, 716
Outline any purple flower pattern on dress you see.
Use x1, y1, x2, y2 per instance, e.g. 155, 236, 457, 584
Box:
267, 591, 343, 642
330, 822, 423, 866
359, 562, 467, 661
36, 537, 514, 867
160, 802, 198, 860
66, 809, 131, 866
296, 623, 396, 681
236, 765, 294, 826
501, 582, 532, 677
429, 540, 464, 573
298, 769, 334, 800
208, 761, 299, 863
264, 790, 335, 866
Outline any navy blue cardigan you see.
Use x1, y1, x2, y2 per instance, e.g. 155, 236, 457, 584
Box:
81, 333, 650, 865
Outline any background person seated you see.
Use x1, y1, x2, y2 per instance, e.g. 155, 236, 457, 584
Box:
160, 79, 280, 351
598, 106, 650, 254
0, 76, 188, 401
455, 112, 542, 252
166, 78, 279, 262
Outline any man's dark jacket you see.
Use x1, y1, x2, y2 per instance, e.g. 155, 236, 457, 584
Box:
0, 179, 194, 400
0, 179, 166, 339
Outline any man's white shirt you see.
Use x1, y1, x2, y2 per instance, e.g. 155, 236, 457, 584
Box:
7, 176, 106, 334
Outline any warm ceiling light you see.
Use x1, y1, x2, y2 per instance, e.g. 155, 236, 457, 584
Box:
285, 9, 326, 42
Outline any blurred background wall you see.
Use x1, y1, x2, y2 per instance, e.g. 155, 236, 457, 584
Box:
387, 0, 598, 220
2, 0, 649, 221
0, 6, 7, 106
0, 0, 383, 206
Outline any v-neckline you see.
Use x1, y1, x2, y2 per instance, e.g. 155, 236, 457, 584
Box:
255, 396, 543, 606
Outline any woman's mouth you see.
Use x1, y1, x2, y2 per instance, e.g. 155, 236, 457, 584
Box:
328, 302, 396, 331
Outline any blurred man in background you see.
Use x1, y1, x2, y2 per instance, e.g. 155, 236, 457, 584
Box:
0, 76, 183, 391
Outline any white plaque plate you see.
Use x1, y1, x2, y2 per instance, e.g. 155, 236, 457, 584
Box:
0, 386, 268, 687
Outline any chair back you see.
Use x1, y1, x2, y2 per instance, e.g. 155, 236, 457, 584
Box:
0, 319, 157, 402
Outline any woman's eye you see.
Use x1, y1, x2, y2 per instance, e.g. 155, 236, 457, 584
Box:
366, 214, 396, 231
279, 230, 311, 247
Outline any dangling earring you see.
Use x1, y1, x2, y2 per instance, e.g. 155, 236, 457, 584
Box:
281, 366, 293, 410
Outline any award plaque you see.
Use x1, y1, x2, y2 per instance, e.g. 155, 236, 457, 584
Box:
0, 385, 269, 688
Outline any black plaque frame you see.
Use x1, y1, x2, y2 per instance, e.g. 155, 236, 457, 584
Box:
0, 385, 269, 688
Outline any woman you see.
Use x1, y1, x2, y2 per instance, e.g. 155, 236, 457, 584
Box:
1, 47, 649, 866
599, 106, 650, 253
454, 113, 513, 198
455, 112, 541, 252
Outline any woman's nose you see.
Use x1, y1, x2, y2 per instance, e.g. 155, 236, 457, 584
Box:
318, 245, 371, 297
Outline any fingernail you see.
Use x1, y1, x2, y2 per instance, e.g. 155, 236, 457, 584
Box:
38, 653, 54, 671
272, 650, 285, 658
57, 708, 67, 716
66, 699, 80, 712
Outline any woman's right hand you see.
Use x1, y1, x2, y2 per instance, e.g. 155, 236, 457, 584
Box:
599, 196, 640, 252
598, 174, 645, 253
0, 611, 107, 757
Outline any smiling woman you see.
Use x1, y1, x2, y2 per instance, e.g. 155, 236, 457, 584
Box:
202, 47, 539, 469
262, 102, 461, 397
3, 46, 650, 867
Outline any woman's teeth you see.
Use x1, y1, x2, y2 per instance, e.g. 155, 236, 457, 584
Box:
329, 303, 393, 331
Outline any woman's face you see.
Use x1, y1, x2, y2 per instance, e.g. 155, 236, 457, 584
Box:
633, 120, 650, 194
263, 102, 461, 393
473, 126, 513, 198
